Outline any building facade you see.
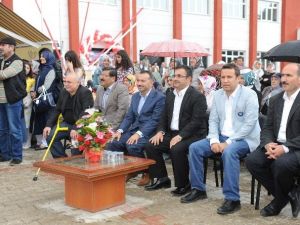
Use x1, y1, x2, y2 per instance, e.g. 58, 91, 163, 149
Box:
1, 0, 300, 67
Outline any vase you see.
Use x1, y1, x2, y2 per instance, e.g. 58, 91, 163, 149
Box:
85, 149, 102, 163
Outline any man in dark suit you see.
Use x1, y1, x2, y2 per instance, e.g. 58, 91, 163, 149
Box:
107, 70, 165, 185
43, 72, 94, 158
246, 63, 300, 218
144, 65, 207, 195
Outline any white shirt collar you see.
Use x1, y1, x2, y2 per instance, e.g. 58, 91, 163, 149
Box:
173, 86, 189, 97
283, 88, 300, 101
225, 85, 240, 98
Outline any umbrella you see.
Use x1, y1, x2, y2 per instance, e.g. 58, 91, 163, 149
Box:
140, 39, 210, 58
263, 40, 300, 63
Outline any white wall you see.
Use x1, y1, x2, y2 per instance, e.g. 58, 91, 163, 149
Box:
78, 0, 121, 45
136, 6, 173, 53
13, 0, 69, 53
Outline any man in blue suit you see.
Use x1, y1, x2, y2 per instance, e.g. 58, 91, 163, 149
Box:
107, 70, 165, 183
181, 63, 260, 215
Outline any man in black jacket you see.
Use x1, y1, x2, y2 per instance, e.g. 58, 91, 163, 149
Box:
246, 63, 300, 218
0, 37, 26, 165
43, 72, 93, 158
145, 65, 207, 195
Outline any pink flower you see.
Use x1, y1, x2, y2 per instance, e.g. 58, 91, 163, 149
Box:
77, 123, 84, 128
82, 114, 91, 119
85, 134, 93, 140
95, 116, 103, 123
96, 131, 104, 139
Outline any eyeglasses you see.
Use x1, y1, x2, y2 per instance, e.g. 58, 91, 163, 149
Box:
174, 74, 188, 79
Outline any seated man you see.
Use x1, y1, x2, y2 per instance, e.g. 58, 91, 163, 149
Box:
246, 63, 300, 218
181, 63, 260, 215
144, 65, 208, 196
94, 67, 130, 130
43, 72, 94, 158
107, 71, 165, 184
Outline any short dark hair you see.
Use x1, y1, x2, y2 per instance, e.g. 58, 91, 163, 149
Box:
139, 70, 155, 81
102, 67, 118, 81
237, 56, 244, 61
221, 63, 240, 76
175, 65, 193, 77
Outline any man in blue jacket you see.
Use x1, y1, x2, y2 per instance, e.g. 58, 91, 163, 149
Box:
107, 71, 165, 184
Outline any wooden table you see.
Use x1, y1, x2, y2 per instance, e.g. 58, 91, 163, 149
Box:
33, 156, 155, 212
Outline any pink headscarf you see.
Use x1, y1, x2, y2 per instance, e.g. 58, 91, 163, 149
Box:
199, 75, 217, 94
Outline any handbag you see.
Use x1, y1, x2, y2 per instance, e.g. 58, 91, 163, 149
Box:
33, 86, 56, 113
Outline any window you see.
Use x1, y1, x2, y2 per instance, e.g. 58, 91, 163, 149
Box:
258, 1, 279, 22
137, 0, 169, 10
183, 0, 209, 15
257, 51, 269, 69
223, 0, 246, 19
222, 50, 245, 63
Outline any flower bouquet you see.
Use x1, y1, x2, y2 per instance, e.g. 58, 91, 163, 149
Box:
76, 108, 114, 162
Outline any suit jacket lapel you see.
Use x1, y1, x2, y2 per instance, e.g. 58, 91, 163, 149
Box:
139, 89, 155, 114
104, 83, 116, 114
276, 94, 284, 129
98, 88, 104, 110
287, 92, 300, 124
179, 86, 192, 119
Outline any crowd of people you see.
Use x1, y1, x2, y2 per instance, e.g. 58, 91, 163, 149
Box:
0, 36, 300, 218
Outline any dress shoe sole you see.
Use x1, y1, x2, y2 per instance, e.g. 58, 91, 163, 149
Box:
217, 205, 241, 215
172, 190, 191, 197
145, 183, 171, 191
181, 195, 207, 203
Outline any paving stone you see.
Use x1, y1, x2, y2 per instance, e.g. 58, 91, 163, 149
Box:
0, 148, 299, 224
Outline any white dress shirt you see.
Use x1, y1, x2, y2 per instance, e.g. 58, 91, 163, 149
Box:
101, 83, 115, 111
277, 88, 300, 153
210, 85, 240, 145
170, 86, 189, 131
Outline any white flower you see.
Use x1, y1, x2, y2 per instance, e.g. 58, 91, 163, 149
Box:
87, 122, 97, 131
85, 108, 97, 115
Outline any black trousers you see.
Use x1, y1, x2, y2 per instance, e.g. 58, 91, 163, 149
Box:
245, 148, 300, 208
145, 132, 199, 188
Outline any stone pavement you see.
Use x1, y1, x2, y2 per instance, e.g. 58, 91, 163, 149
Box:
0, 148, 299, 225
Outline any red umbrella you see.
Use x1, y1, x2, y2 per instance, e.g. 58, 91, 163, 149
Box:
140, 39, 210, 58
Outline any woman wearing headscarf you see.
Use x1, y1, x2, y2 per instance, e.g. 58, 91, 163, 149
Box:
240, 68, 262, 110
190, 57, 204, 88
252, 60, 264, 91
198, 75, 217, 112
30, 49, 56, 150
123, 74, 138, 102
92, 54, 112, 88
260, 73, 283, 115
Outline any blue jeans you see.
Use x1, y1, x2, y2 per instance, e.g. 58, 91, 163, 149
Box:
47, 121, 81, 158
0, 100, 23, 160
189, 135, 250, 201
106, 131, 148, 158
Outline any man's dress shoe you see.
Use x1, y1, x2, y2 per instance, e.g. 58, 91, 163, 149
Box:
289, 186, 300, 218
217, 200, 241, 215
180, 189, 207, 203
144, 177, 171, 191
260, 202, 282, 217
171, 184, 191, 196
137, 173, 150, 186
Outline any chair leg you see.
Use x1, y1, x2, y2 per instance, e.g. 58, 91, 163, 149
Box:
255, 182, 261, 210
220, 161, 223, 187
213, 158, 219, 187
203, 158, 208, 184
250, 176, 255, 205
